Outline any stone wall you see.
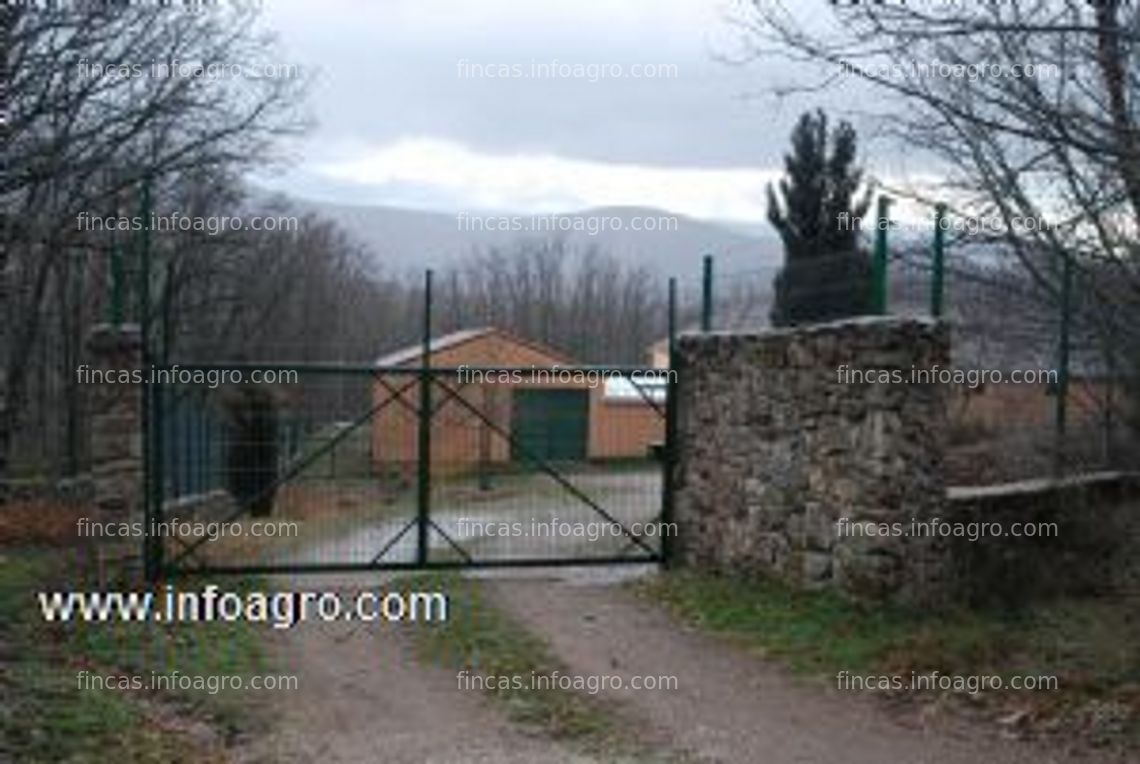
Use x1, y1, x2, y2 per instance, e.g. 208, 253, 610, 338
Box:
87, 323, 145, 582
944, 472, 1140, 606
671, 317, 951, 605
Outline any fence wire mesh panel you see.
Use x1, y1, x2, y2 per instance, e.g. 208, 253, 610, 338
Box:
687, 206, 1138, 487
152, 363, 671, 576
888, 237, 1140, 484
678, 251, 878, 334
675, 265, 774, 333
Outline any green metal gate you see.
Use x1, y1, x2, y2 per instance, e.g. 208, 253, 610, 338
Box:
144, 274, 679, 579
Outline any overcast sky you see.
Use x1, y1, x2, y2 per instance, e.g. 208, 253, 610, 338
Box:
252, 0, 916, 224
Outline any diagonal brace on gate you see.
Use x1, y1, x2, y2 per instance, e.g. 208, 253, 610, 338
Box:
367, 515, 473, 565
430, 376, 658, 556
168, 375, 420, 569
625, 373, 667, 420
362, 370, 480, 566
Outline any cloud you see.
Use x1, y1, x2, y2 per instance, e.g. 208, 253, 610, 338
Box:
315, 138, 781, 222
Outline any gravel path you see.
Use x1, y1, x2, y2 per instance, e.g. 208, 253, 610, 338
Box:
489, 578, 1132, 764
237, 585, 592, 764
227, 462, 1133, 764
290, 470, 664, 567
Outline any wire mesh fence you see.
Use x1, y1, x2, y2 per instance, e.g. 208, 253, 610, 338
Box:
675, 252, 877, 334
679, 210, 1140, 485
150, 275, 675, 575
154, 362, 670, 574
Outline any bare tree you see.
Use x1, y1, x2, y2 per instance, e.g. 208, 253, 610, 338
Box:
743, 0, 1140, 453
436, 239, 667, 364
2, 3, 307, 477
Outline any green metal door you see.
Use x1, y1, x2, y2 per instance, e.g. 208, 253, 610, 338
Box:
511, 389, 589, 462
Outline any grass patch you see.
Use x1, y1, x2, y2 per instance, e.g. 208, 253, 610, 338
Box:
406, 572, 675, 761
639, 571, 1140, 744
66, 574, 272, 730
1, 549, 272, 762
641, 570, 931, 673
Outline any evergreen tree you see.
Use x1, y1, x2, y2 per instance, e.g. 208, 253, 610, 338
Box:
768, 110, 874, 326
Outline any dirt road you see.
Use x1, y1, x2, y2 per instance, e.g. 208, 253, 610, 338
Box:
237, 607, 591, 764
489, 579, 1132, 764
233, 563, 1130, 763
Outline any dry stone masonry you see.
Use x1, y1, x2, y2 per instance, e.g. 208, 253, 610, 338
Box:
87, 323, 145, 583
944, 473, 1140, 606
671, 317, 952, 605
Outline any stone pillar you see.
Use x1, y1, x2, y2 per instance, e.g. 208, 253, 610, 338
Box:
0, 365, 8, 500
87, 323, 145, 584
673, 317, 952, 606
0, 262, 8, 494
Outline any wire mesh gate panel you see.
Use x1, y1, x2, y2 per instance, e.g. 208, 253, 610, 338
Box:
147, 364, 673, 576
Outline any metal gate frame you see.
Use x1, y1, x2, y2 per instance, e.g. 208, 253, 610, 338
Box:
144, 273, 680, 580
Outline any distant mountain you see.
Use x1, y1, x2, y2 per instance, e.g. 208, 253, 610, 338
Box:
259, 191, 782, 280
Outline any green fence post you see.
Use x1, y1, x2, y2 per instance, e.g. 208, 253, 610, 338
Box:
146, 375, 164, 583
872, 195, 892, 315
417, 269, 433, 565
1055, 255, 1072, 469
662, 277, 678, 569
136, 177, 163, 583
109, 239, 124, 326
138, 178, 151, 338
931, 203, 946, 318
700, 254, 713, 331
